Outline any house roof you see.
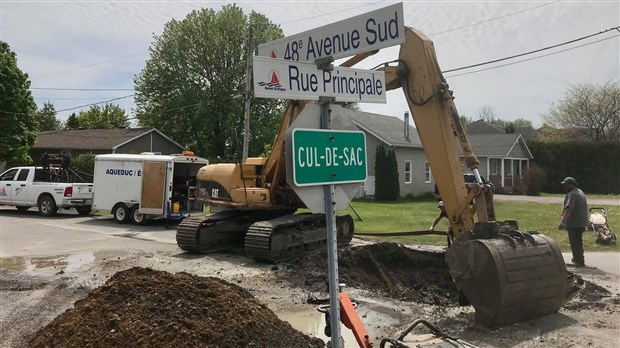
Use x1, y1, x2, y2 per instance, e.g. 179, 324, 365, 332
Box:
461, 133, 533, 159
466, 120, 505, 135
33, 128, 184, 150
347, 111, 422, 148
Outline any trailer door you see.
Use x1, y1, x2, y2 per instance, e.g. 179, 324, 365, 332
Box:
139, 161, 167, 214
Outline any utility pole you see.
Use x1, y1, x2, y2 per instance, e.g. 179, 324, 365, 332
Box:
242, 23, 254, 163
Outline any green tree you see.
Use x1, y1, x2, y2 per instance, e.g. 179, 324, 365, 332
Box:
460, 115, 474, 127
543, 81, 620, 143
134, 5, 283, 160
64, 113, 80, 129
36, 101, 61, 131
0, 41, 37, 166
512, 118, 533, 128
76, 103, 129, 129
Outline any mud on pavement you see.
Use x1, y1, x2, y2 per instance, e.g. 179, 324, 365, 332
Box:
2, 242, 620, 348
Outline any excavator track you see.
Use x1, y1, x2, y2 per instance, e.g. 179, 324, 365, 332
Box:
245, 213, 354, 262
176, 210, 296, 254
176, 211, 245, 253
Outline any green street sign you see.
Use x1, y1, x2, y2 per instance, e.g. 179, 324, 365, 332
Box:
292, 128, 367, 186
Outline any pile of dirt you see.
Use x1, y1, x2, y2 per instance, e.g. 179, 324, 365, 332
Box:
563, 279, 618, 311
29, 267, 324, 348
284, 243, 459, 306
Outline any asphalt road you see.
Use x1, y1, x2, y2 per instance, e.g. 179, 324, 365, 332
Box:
494, 194, 619, 206
0, 206, 178, 258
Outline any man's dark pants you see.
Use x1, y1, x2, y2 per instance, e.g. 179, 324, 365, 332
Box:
567, 227, 585, 265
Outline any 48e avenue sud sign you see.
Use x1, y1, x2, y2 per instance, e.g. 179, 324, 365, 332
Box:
291, 129, 367, 186
258, 3, 404, 62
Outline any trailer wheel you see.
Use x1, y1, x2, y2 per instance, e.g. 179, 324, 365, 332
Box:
112, 203, 130, 224
38, 195, 57, 217
130, 206, 148, 225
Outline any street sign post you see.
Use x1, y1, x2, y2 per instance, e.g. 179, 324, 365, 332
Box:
254, 5, 403, 346
253, 56, 385, 103
291, 129, 367, 186
258, 3, 404, 62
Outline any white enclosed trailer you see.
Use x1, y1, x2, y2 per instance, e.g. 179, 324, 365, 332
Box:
93, 153, 208, 224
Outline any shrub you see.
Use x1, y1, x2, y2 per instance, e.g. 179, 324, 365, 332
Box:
523, 165, 546, 196
73, 154, 95, 175
528, 141, 620, 194
374, 144, 400, 200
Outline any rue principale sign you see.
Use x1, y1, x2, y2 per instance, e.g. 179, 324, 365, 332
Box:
252, 56, 386, 103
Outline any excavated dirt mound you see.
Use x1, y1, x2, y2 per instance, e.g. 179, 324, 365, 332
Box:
284, 243, 459, 306
563, 278, 619, 311
29, 267, 324, 348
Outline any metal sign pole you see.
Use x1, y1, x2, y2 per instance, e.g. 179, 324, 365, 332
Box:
320, 96, 341, 348
242, 23, 254, 163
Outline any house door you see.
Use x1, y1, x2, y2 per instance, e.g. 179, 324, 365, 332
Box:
140, 161, 167, 214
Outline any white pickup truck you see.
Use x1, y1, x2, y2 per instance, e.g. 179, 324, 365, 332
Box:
0, 166, 94, 216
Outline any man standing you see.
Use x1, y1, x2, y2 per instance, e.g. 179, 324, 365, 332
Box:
559, 177, 589, 266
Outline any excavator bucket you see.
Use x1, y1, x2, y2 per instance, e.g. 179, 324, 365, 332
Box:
445, 222, 567, 327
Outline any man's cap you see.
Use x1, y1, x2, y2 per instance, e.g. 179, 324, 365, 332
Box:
561, 177, 577, 185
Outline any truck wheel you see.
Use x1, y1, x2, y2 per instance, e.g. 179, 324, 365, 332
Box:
112, 204, 130, 224
130, 206, 148, 225
38, 195, 57, 217
76, 206, 92, 216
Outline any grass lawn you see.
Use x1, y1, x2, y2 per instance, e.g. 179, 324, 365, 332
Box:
343, 197, 619, 252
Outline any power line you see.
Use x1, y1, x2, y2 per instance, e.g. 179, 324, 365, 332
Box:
35, 97, 122, 100
31, 51, 148, 78
31, 87, 135, 91
126, 102, 205, 121
276, 0, 387, 26
445, 34, 620, 78
429, 0, 562, 36
55, 95, 135, 113
443, 26, 620, 73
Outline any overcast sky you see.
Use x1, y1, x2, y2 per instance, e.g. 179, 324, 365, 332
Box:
1, 0, 619, 127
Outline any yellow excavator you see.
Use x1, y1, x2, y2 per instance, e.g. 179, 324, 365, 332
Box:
176, 27, 568, 328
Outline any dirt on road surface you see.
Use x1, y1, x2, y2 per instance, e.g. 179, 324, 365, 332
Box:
29, 267, 323, 348
2, 242, 620, 348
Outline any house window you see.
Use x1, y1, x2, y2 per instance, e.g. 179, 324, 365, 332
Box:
515, 160, 522, 177
490, 159, 501, 175
404, 161, 412, 184
425, 162, 431, 183
504, 159, 512, 175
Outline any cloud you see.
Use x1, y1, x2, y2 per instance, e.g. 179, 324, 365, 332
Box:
1, 0, 618, 126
